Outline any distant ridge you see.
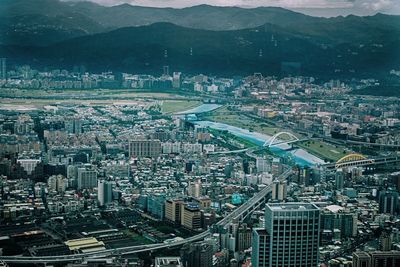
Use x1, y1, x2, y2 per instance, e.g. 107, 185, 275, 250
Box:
0, 0, 399, 79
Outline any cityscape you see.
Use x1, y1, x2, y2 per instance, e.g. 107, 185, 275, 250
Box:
0, 1, 400, 267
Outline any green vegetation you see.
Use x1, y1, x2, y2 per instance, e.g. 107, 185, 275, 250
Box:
122, 229, 154, 244
204, 106, 281, 136
206, 106, 348, 162
161, 100, 202, 114
298, 140, 346, 162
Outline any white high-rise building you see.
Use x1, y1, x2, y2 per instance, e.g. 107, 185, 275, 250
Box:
77, 166, 97, 190
98, 180, 113, 206
256, 157, 269, 173
252, 203, 320, 267
271, 180, 287, 201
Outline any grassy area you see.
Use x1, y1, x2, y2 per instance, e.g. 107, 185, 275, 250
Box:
161, 100, 202, 114
204, 106, 287, 137
205, 106, 348, 161
298, 140, 346, 162
121, 229, 154, 244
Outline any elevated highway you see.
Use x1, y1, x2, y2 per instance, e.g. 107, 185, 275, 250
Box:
0, 170, 293, 264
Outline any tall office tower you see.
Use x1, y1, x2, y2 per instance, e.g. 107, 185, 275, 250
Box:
271, 180, 287, 201
0, 58, 6, 80
256, 157, 269, 173
353, 251, 372, 267
48, 175, 67, 193
181, 242, 213, 267
252, 203, 320, 267
163, 65, 170, 76
65, 118, 83, 134
67, 165, 79, 188
379, 231, 393, 251
165, 199, 183, 225
335, 169, 345, 190
237, 223, 252, 251
378, 189, 399, 215
77, 166, 97, 190
173, 72, 182, 88
180, 203, 202, 230
271, 158, 282, 176
155, 257, 183, 267
97, 180, 112, 206
129, 139, 161, 158
188, 180, 202, 198
353, 251, 400, 267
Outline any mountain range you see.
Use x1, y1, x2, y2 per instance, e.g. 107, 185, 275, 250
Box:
0, 0, 399, 78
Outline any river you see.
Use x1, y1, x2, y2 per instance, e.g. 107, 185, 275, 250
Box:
180, 104, 325, 167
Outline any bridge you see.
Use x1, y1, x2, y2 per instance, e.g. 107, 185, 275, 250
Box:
0, 170, 293, 264
263, 132, 302, 148
208, 132, 307, 155
323, 153, 400, 170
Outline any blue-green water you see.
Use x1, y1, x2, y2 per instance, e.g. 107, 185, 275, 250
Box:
194, 120, 325, 167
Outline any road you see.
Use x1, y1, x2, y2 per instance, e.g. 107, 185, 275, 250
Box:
0, 169, 293, 264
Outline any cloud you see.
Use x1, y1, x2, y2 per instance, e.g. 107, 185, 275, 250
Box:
64, 0, 400, 15
360, 0, 395, 11
75, 0, 355, 8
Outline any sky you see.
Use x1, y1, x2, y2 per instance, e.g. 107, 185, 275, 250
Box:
66, 0, 400, 16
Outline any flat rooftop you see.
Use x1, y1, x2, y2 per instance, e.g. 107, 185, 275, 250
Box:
266, 203, 319, 211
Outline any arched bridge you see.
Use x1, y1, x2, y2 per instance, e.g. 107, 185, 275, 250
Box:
323, 154, 400, 170
263, 132, 307, 148
334, 153, 373, 169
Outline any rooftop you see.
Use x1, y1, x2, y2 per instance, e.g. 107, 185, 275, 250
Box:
267, 203, 319, 211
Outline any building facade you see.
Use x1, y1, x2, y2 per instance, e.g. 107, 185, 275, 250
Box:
252, 203, 320, 267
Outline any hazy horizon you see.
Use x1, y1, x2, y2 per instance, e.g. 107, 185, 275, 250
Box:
63, 0, 400, 17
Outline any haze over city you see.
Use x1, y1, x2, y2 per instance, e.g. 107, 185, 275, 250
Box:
0, 0, 399, 267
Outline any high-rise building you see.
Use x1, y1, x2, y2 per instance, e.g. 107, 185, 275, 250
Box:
163, 65, 170, 76
181, 203, 202, 230
353, 251, 372, 267
271, 158, 282, 176
271, 180, 287, 201
129, 139, 161, 158
147, 193, 165, 220
237, 223, 252, 252
256, 157, 269, 173
48, 175, 67, 193
165, 199, 183, 224
65, 118, 83, 134
378, 189, 399, 215
188, 180, 202, 198
181, 242, 213, 267
379, 231, 393, 251
173, 72, 182, 88
77, 166, 97, 190
155, 257, 183, 267
321, 206, 358, 239
98, 180, 113, 206
252, 203, 320, 267
0, 58, 6, 80
353, 251, 400, 267
335, 169, 345, 190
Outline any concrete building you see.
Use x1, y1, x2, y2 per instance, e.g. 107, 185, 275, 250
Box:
181, 242, 213, 267
271, 180, 287, 201
252, 203, 320, 267
77, 166, 97, 190
256, 157, 269, 173
48, 174, 67, 193
155, 257, 183, 267
353, 251, 400, 267
98, 180, 113, 206
0, 58, 6, 80
165, 199, 183, 224
181, 203, 202, 230
129, 139, 161, 158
